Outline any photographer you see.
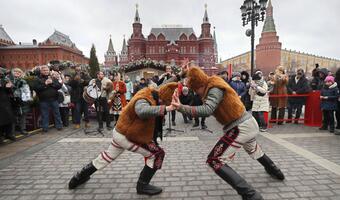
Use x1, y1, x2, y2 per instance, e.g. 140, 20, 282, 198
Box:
32, 65, 63, 132
158, 65, 177, 126
270, 66, 288, 125
69, 65, 91, 128
0, 68, 16, 142
11, 68, 32, 136
249, 70, 269, 132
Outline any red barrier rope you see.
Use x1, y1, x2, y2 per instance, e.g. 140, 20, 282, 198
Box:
269, 94, 309, 97
264, 92, 322, 127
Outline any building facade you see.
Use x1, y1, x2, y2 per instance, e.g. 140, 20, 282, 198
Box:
221, 0, 340, 76
0, 27, 89, 70
120, 5, 216, 73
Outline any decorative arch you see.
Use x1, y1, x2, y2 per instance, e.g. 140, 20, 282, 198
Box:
148, 33, 156, 40
189, 33, 197, 41
179, 33, 188, 41
157, 33, 165, 41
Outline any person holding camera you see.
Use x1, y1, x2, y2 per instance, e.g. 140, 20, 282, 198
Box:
0, 68, 16, 142
270, 66, 288, 125
11, 68, 32, 136
32, 65, 63, 132
249, 70, 269, 132
158, 65, 177, 126
89, 71, 113, 131
69, 66, 91, 129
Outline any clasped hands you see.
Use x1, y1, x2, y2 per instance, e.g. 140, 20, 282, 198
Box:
165, 90, 182, 112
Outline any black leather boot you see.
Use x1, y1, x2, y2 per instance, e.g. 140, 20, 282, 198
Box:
68, 162, 97, 189
215, 164, 263, 200
136, 165, 162, 195
257, 154, 285, 180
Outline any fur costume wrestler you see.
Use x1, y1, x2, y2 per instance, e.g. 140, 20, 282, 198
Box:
172, 67, 285, 200
68, 82, 178, 195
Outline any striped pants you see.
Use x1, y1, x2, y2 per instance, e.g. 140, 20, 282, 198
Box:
92, 129, 165, 170
207, 117, 264, 171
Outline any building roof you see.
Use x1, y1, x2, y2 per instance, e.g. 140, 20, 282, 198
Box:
121, 36, 127, 54
106, 36, 115, 53
0, 25, 14, 44
43, 30, 78, 49
149, 26, 196, 43
0, 44, 38, 49
262, 0, 276, 33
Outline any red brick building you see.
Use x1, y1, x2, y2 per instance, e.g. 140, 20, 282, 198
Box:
255, 0, 282, 75
120, 5, 217, 73
0, 27, 89, 70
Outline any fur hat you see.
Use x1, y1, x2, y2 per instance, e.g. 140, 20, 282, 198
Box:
232, 72, 241, 78
158, 82, 178, 105
187, 67, 209, 91
325, 75, 335, 83
276, 66, 285, 74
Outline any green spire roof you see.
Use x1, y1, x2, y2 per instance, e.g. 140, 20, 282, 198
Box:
262, 0, 276, 33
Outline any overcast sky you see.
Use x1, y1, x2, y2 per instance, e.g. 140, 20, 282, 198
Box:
1, 0, 339, 63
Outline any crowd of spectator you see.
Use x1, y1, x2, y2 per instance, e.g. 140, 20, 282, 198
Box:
221, 65, 340, 134
0, 63, 339, 143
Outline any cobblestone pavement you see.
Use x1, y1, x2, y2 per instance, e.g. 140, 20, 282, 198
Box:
1, 116, 340, 200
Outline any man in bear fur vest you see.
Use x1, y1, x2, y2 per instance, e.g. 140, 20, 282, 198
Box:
68, 82, 178, 195
171, 67, 285, 200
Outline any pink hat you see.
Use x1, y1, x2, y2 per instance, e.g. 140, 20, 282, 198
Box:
325, 75, 335, 83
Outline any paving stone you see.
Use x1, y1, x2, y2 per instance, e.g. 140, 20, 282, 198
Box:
1, 118, 340, 199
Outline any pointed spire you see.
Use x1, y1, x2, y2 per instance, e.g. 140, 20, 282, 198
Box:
121, 35, 127, 54
107, 35, 115, 53
267, 0, 273, 17
262, 0, 276, 33
203, 3, 209, 23
134, 3, 140, 23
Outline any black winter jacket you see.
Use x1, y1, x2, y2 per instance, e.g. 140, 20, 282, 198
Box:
33, 75, 62, 102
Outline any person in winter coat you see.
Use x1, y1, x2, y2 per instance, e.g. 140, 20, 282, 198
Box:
319, 76, 339, 133
33, 65, 63, 132
68, 66, 91, 129
229, 72, 247, 99
286, 69, 310, 124
58, 75, 71, 127
109, 73, 127, 125
0, 68, 16, 142
269, 66, 288, 125
249, 70, 269, 132
335, 68, 340, 131
124, 75, 134, 102
241, 71, 252, 111
311, 68, 328, 90
11, 68, 32, 136
179, 86, 194, 123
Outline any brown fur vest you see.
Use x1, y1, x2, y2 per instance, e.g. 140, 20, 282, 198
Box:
203, 76, 245, 125
115, 87, 156, 144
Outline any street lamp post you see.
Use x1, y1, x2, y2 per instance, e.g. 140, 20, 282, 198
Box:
240, 0, 268, 75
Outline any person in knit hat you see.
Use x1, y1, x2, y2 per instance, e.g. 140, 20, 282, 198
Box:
171, 66, 284, 200
68, 77, 182, 195
319, 75, 339, 133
